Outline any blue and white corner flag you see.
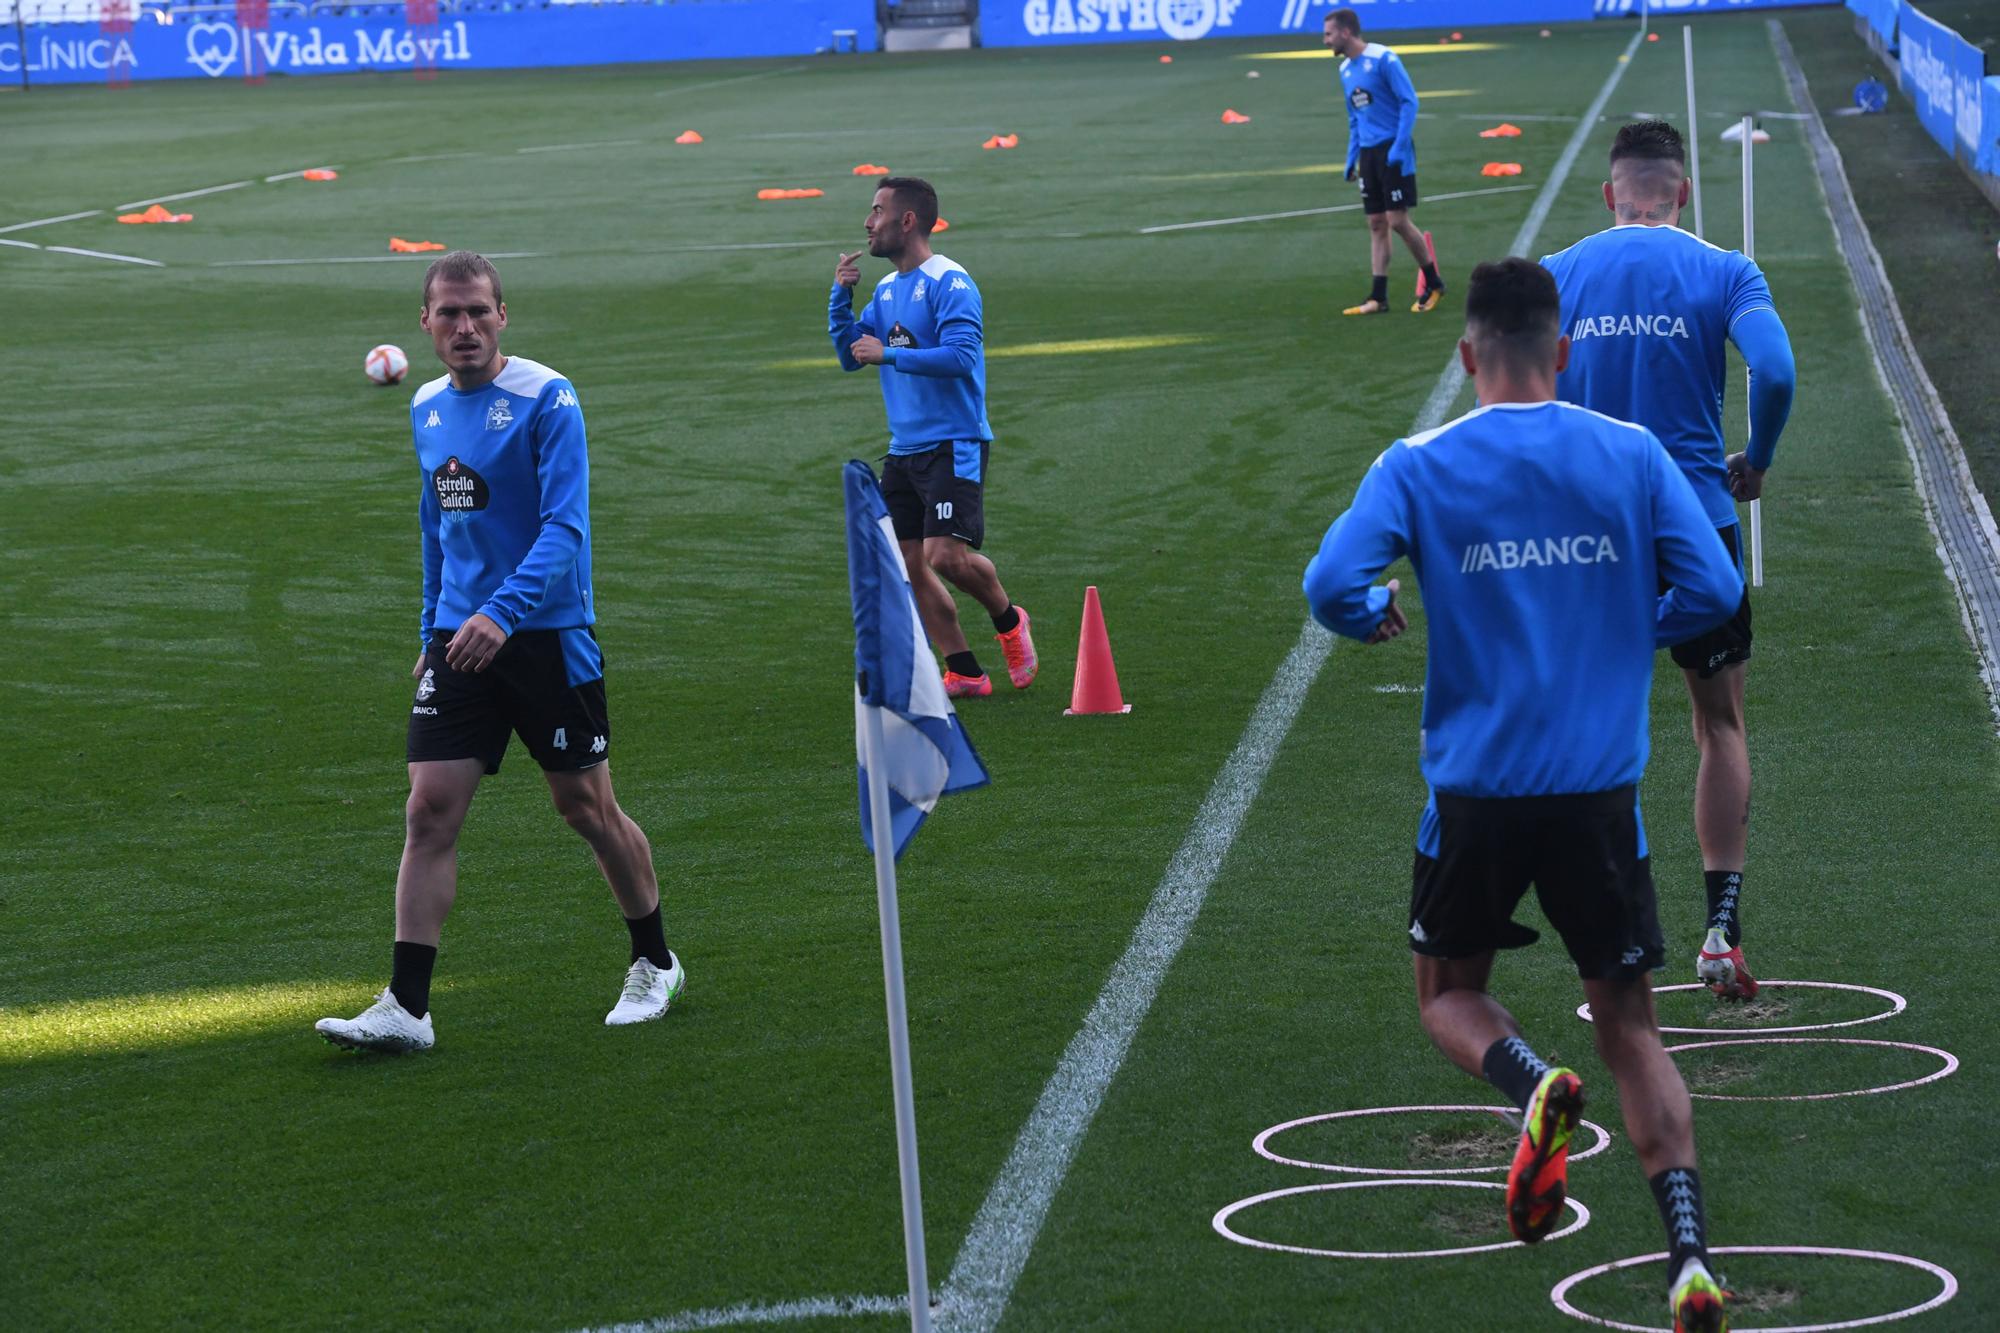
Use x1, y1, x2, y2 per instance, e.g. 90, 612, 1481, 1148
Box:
845, 460, 990, 859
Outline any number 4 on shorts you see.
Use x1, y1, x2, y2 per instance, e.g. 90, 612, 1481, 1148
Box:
553, 727, 567, 750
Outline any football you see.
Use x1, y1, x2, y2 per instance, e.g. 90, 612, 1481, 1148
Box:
365, 343, 410, 386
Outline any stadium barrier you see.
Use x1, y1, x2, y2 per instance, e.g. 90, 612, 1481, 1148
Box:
1844, 1, 2000, 209
0, 0, 876, 84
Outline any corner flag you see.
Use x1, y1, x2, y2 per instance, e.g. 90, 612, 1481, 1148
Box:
845, 459, 989, 859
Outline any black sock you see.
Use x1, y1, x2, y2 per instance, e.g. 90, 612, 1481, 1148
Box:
991, 605, 1020, 634
1704, 871, 1743, 946
390, 941, 437, 1018
1421, 262, 1443, 291
945, 651, 983, 678
1480, 1035, 1551, 1113
1649, 1167, 1711, 1284
624, 905, 672, 969
1369, 274, 1389, 305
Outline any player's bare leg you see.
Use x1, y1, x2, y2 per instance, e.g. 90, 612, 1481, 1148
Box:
549, 763, 684, 1025
1684, 663, 1757, 997
1413, 952, 1583, 1246
394, 757, 484, 946
1345, 215, 1402, 315
1584, 974, 1694, 1176
1587, 971, 1725, 1328
547, 763, 659, 919
1390, 208, 1445, 311
924, 536, 1009, 619
1413, 950, 1516, 1073
924, 535, 1037, 691
900, 537, 971, 657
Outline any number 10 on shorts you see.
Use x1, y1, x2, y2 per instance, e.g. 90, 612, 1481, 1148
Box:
935, 501, 953, 521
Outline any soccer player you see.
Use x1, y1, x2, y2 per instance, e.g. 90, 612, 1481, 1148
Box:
1303, 260, 1740, 1333
1540, 120, 1797, 1000
828, 176, 1037, 699
316, 251, 683, 1053
1324, 7, 1445, 315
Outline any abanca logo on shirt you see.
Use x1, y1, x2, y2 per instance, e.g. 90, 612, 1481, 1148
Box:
1461, 535, 1619, 573
1570, 313, 1690, 341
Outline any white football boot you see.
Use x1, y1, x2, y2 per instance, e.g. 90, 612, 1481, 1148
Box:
605, 952, 686, 1026
316, 989, 435, 1053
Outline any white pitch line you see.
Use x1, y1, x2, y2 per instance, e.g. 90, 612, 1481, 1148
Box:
386, 150, 480, 165
653, 62, 809, 99
210, 250, 543, 268
264, 166, 340, 182
936, 26, 1648, 1333
574, 1293, 907, 1333
516, 139, 641, 155
113, 180, 252, 210
1139, 184, 1534, 234
45, 246, 164, 267
0, 238, 42, 250
0, 209, 102, 235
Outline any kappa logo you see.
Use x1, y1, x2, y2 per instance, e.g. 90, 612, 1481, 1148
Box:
1409, 920, 1429, 944
416, 668, 436, 702
485, 396, 513, 430
590, 735, 607, 754
553, 388, 577, 409
424, 409, 441, 428
949, 277, 969, 291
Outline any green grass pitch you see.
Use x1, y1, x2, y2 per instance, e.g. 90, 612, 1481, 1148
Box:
2, 9, 1996, 1329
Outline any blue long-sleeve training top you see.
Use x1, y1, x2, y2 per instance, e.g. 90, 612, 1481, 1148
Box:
1303, 401, 1743, 817
411, 355, 594, 648
1339, 42, 1419, 172
1541, 224, 1796, 527
829, 254, 993, 454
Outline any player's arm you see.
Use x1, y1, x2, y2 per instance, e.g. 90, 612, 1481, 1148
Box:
418, 459, 442, 671
884, 278, 981, 379
1648, 439, 1744, 644
1728, 306, 1796, 499
457, 388, 588, 668
829, 252, 872, 372
1343, 80, 1361, 180
1386, 55, 1419, 170
1303, 449, 1410, 642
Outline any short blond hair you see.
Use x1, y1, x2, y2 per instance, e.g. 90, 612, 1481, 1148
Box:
422, 251, 502, 308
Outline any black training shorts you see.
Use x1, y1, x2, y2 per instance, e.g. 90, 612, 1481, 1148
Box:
1667, 523, 1752, 678
881, 441, 989, 548
1354, 143, 1418, 215
407, 626, 610, 775
1409, 786, 1665, 981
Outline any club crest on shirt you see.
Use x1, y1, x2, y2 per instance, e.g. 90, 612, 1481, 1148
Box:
912, 279, 927, 303
886, 322, 917, 350
485, 397, 514, 431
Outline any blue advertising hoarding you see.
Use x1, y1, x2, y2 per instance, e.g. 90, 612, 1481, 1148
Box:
1980, 76, 2000, 176
1844, 0, 1901, 46
0, 0, 874, 85
980, 0, 1592, 50
1588, 0, 1841, 13
1896, 3, 1986, 162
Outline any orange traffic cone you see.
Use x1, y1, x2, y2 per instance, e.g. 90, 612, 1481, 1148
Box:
1065, 586, 1131, 716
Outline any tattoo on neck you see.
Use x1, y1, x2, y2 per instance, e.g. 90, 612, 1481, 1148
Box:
1616, 201, 1677, 223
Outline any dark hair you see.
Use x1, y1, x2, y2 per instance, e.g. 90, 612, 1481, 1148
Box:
422, 250, 503, 308
1326, 7, 1361, 33
1464, 258, 1562, 366
879, 176, 939, 234
1609, 119, 1686, 170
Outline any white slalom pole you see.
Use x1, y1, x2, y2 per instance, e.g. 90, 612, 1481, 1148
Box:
1684, 26, 1704, 239
1743, 113, 1764, 587
860, 703, 934, 1333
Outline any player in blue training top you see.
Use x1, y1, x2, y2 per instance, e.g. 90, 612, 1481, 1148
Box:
317, 252, 684, 1054
1303, 260, 1739, 1333
1324, 7, 1446, 316
829, 176, 1038, 699
1541, 120, 1798, 1002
